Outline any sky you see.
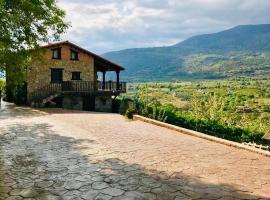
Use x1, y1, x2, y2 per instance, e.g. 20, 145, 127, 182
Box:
58, 0, 270, 54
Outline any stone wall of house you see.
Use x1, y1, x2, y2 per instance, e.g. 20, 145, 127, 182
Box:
95, 96, 112, 112
61, 94, 112, 112
62, 95, 83, 110
27, 43, 96, 98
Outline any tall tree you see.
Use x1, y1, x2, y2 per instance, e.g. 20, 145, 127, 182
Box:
0, 0, 69, 100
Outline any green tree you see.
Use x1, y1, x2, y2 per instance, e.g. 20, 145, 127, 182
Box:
0, 79, 5, 96
0, 0, 69, 100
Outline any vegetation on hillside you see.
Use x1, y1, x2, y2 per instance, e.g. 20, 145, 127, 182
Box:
118, 79, 270, 145
103, 24, 270, 82
183, 52, 270, 78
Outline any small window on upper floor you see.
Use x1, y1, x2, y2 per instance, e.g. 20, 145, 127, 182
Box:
70, 49, 79, 61
71, 71, 81, 80
52, 48, 61, 59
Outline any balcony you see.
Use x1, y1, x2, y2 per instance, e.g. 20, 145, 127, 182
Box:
61, 81, 126, 93
28, 81, 126, 104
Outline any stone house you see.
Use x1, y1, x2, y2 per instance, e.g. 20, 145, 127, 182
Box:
26, 41, 126, 112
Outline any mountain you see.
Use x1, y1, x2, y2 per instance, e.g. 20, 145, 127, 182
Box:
103, 24, 270, 81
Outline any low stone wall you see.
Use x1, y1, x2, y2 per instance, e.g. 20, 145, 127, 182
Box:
95, 96, 112, 112
133, 115, 270, 157
62, 94, 112, 112
62, 95, 83, 110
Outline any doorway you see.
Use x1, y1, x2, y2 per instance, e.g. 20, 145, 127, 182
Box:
51, 68, 63, 83
83, 95, 95, 111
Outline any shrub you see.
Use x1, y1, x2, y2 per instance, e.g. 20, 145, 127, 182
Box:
125, 102, 137, 119
13, 82, 27, 105
0, 80, 5, 99
119, 98, 130, 115
125, 108, 136, 119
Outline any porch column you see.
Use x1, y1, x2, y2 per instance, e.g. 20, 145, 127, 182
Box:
116, 70, 120, 90
102, 71, 106, 90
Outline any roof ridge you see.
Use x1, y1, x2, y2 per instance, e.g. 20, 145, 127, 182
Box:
40, 41, 124, 70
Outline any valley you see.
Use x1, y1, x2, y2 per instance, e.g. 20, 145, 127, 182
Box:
120, 78, 270, 144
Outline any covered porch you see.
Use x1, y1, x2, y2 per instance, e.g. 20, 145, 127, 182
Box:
93, 53, 125, 92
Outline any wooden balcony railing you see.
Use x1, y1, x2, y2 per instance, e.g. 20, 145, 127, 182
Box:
28, 81, 126, 104
62, 81, 96, 92
61, 81, 126, 93
28, 83, 62, 103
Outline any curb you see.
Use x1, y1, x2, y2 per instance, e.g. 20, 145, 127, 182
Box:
133, 115, 270, 157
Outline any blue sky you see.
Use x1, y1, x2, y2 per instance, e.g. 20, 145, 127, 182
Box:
58, 0, 270, 54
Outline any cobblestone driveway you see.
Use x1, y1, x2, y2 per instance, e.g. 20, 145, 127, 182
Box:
0, 102, 270, 200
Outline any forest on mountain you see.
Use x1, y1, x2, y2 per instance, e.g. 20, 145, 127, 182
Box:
103, 24, 270, 81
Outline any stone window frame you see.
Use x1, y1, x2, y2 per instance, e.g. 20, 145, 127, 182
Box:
52, 47, 62, 59
71, 71, 81, 80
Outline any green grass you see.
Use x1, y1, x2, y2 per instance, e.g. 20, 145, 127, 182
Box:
123, 78, 270, 142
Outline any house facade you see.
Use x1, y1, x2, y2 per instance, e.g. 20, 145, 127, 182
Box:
27, 41, 126, 112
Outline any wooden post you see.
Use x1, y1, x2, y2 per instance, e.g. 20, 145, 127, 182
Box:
116, 71, 120, 90
102, 71, 106, 90
109, 80, 112, 91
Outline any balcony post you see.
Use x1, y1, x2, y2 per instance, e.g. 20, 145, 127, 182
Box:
102, 71, 106, 90
116, 70, 120, 90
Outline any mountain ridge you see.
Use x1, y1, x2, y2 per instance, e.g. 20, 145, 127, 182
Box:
103, 24, 270, 81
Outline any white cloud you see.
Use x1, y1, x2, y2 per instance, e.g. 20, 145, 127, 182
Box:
57, 0, 270, 53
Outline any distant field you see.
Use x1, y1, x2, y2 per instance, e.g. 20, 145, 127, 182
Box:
123, 78, 270, 139
126, 79, 270, 109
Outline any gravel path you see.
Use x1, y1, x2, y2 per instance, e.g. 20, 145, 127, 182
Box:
0, 102, 270, 200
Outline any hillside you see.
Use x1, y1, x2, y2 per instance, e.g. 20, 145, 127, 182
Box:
103, 24, 270, 81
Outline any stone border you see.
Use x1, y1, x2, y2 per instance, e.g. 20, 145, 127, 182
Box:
133, 115, 270, 157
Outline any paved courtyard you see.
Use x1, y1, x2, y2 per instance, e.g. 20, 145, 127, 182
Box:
0, 102, 270, 200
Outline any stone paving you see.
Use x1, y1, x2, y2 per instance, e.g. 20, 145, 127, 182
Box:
0, 102, 270, 200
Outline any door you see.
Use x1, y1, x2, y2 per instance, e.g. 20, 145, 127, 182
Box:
83, 95, 95, 111
51, 68, 63, 83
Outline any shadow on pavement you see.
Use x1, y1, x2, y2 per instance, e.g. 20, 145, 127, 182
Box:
0, 101, 116, 120
0, 122, 266, 200
0, 101, 47, 120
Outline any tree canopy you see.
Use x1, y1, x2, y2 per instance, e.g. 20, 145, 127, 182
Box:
0, 0, 69, 76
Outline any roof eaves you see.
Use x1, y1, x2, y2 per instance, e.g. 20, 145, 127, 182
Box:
41, 41, 124, 70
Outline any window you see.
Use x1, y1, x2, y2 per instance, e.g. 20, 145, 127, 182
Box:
70, 50, 79, 60
71, 72, 81, 80
52, 48, 61, 59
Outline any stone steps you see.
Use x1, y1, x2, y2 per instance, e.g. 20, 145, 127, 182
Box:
30, 93, 60, 108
